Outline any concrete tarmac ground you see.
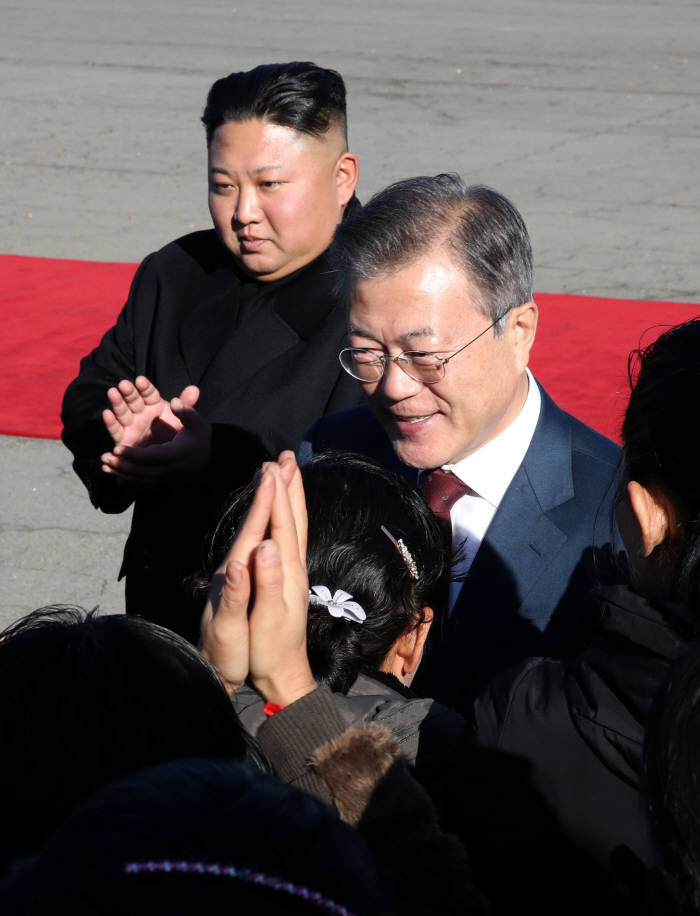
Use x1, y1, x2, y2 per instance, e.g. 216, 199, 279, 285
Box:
1, 0, 699, 628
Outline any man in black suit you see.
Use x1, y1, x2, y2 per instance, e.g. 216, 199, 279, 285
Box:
61, 62, 362, 642
302, 175, 624, 710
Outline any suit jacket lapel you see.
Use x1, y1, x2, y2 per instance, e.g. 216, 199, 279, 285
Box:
425, 386, 575, 700
460, 388, 575, 623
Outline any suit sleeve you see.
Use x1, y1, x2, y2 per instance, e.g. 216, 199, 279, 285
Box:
60, 254, 157, 514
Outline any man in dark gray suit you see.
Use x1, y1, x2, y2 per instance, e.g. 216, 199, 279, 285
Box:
302, 174, 623, 710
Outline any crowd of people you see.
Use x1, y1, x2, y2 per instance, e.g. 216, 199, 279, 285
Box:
4, 60, 700, 914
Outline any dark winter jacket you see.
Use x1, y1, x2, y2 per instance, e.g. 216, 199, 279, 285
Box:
256, 685, 489, 915
466, 584, 698, 912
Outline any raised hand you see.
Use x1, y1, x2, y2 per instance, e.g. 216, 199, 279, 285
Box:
101, 388, 210, 490
102, 376, 199, 450
199, 456, 315, 706
247, 460, 313, 706
199, 466, 277, 695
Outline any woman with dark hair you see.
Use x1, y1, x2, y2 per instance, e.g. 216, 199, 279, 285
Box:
463, 318, 700, 912
197, 455, 489, 915
206, 450, 450, 695
198, 450, 469, 786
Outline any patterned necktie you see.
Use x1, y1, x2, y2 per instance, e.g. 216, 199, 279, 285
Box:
420, 468, 472, 547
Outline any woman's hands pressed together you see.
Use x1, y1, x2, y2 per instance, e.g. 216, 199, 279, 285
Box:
199, 451, 317, 707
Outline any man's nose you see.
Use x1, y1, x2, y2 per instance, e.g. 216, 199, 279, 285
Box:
235, 185, 261, 224
379, 356, 423, 401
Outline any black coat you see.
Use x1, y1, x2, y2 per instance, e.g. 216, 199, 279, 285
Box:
61, 228, 363, 640
466, 584, 698, 912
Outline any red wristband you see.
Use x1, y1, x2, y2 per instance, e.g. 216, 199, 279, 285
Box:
263, 702, 285, 717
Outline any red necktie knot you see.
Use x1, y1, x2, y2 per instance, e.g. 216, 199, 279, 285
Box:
420, 469, 472, 543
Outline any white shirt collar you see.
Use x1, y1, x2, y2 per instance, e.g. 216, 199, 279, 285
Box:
443, 368, 541, 509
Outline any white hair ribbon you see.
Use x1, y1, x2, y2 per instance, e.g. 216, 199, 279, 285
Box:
308, 586, 366, 623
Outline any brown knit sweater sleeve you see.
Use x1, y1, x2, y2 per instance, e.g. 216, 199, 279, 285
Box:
256, 686, 346, 805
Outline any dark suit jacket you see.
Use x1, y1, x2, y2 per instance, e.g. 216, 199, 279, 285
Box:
61, 228, 363, 641
300, 383, 625, 711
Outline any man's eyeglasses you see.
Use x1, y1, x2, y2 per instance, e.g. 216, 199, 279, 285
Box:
339, 312, 506, 385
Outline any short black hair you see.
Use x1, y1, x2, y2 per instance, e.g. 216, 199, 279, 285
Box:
331, 173, 533, 331
622, 318, 700, 609
205, 452, 452, 694
201, 61, 348, 146
0, 606, 252, 859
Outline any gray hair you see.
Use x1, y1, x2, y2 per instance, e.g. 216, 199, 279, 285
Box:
331, 173, 533, 332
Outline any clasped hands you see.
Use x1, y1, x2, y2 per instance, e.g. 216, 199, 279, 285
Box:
100, 376, 211, 489
199, 451, 317, 708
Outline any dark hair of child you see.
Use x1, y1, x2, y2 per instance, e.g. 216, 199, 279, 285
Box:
622, 318, 700, 609
0, 606, 257, 862
205, 451, 453, 694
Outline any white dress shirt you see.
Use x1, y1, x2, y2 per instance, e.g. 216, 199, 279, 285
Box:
432, 368, 542, 614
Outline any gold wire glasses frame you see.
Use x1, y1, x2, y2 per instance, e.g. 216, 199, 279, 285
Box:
339, 312, 507, 385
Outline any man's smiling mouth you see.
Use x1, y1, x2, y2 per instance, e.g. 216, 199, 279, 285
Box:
389, 412, 436, 426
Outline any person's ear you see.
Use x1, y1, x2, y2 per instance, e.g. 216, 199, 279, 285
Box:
334, 151, 359, 208
509, 301, 538, 371
389, 607, 434, 688
627, 480, 672, 557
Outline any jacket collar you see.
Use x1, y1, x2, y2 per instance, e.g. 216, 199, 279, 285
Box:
179, 243, 343, 387
520, 383, 575, 509
585, 584, 698, 658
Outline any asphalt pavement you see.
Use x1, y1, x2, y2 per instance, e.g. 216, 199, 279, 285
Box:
1, 0, 699, 628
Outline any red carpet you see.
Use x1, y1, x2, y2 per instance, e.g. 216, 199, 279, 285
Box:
1, 253, 699, 442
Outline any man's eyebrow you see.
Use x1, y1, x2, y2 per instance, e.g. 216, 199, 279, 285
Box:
347, 324, 436, 342
209, 164, 284, 176
347, 323, 373, 338
403, 327, 436, 342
